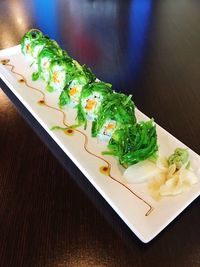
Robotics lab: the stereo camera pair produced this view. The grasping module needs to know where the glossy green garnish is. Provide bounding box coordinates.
[20,29,44,56]
[46,57,78,92]
[32,44,68,81]
[59,65,96,108]
[76,81,112,129]
[103,120,158,167]
[92,92,136,138]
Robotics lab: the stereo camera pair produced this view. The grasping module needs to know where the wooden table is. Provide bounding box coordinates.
[0,0,200,266]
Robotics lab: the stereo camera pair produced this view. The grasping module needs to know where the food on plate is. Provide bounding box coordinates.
[18,29,200,199]
[148,148,198,199]
[123,160,163,183]
[156,163,198,197]
[167,148,189,170]
[92,93,136,141]
[123,147,198,200]
[103,120,158,167]
[20,30,158,166]
[76,81,112,129]
[59,64,96,108]
[46,57,78,92]
[32,44,67,82]
[21,29,60,67]
[20,29,77,93]
[20,29,44,59]
[29,36,59,62]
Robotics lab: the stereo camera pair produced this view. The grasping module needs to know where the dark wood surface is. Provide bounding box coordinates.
[0,0,200,266]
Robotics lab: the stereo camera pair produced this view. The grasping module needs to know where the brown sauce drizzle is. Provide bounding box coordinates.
[0,59,10,65]
[65,128,74,136]
[3,59,153,216]
[38,100,45,105]
[18,78,25,83]
[100,166,110,176]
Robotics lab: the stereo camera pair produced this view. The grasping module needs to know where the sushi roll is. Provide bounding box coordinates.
[103,120,158,167]
[20,29,159,168]
[32,44,68,82]
[20,29,44,60]
[92,93,136,141]
[59,64,96,108]
[76,81,112,129]
[30,35,58,61]
[46,57,78,92]
[20,29,60,75]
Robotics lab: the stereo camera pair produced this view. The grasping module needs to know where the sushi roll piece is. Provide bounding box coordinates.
[92,93,136,141]
[76,81,112,129]
[20,29,44,60]
[59,64,96,108]
[47,57,79,93]
[29,35,59,63]
[32,44,68,82]
[20,29,60,74]
[103,120,158,167]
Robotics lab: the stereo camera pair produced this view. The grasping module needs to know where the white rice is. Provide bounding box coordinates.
[49,65,66,92]
[68,80,83,107]
[40,57,50,81]
[98,119,117,141]
[81,92,103,120]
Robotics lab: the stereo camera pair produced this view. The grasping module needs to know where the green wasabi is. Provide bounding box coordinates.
[168,148,189,169]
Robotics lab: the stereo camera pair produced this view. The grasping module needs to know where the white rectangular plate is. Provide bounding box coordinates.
[0,45,200,243]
